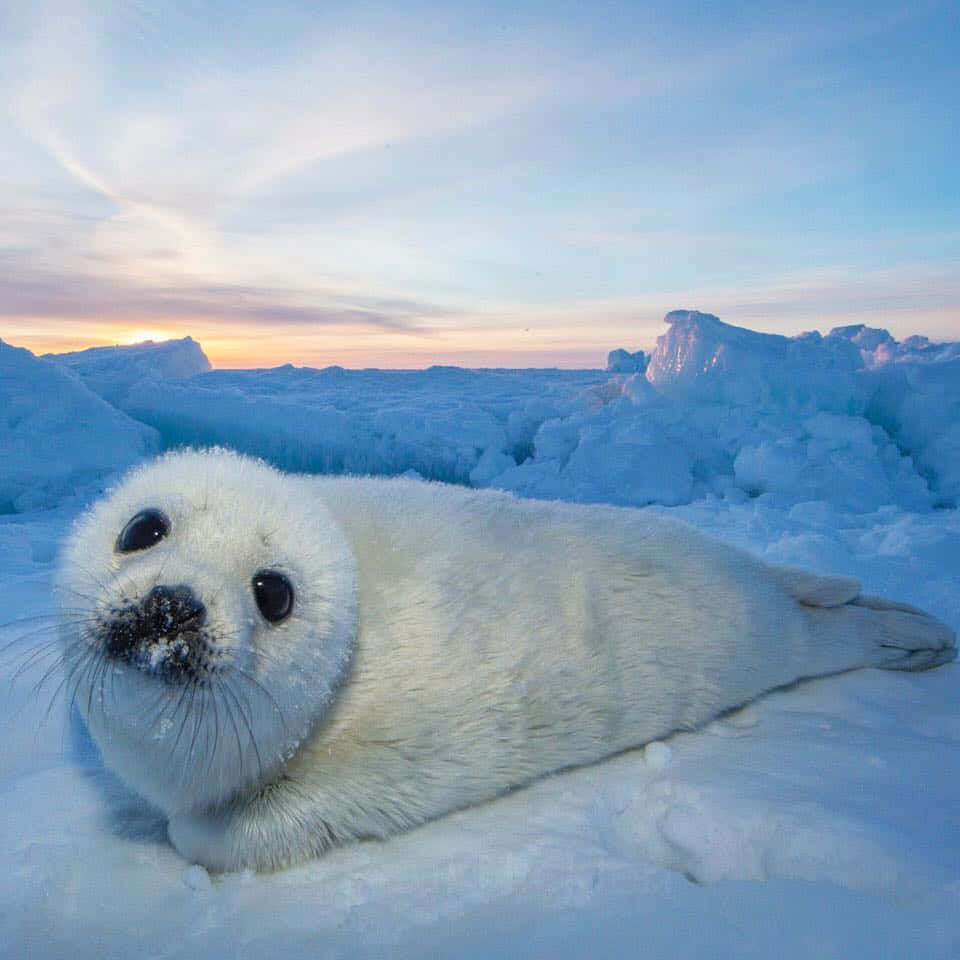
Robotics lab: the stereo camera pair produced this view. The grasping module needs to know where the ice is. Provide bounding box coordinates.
[864,358,960,507]
[606,347,647,373]
[0,339,159,513]
[45,336,211,406]
[829,323,897,355]
[732,412,929,512]
[2,311,959,958]
[119,365,600,483]
[33,310,955,513]
[643,740,672,768]
[828,323,960,367]
[643,310,864,412]
[181,864,212,891]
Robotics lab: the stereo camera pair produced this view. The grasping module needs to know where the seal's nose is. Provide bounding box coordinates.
[103,584,208,666]
[146,584,207,632]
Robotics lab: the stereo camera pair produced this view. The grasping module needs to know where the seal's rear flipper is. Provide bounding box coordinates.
[851,594,958,671]
[779,567,957,673]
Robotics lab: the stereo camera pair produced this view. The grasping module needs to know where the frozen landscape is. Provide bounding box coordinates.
[1,310,958,958]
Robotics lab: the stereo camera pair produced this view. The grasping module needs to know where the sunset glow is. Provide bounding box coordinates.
[117,329,178,346]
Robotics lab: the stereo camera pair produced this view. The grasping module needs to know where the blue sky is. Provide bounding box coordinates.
[1,0,957,367]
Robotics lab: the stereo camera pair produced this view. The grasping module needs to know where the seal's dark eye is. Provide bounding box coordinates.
[116,509,170,553]
[252,570,294,623]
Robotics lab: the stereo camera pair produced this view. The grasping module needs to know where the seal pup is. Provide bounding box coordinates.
[58,449,956,871]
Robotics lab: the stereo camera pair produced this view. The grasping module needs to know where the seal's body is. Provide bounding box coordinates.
[58,450,956,871]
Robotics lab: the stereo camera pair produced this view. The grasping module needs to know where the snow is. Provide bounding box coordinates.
[1,312,959,958]
[0,340,159,513]
[865,358,960,507]
[44,336,211,406]
[606,347,647,373]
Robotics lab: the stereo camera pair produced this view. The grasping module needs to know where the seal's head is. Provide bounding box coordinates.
[58,448,357,814]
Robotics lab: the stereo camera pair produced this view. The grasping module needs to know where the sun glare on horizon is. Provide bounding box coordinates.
[117,328,177,345]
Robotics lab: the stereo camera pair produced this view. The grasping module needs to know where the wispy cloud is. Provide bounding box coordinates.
[473,260,960,351]
[0,257,451,332]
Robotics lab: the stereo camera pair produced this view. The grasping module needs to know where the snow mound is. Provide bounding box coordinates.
[120,366,600,483]
[45,337,211,405]
[606,347,647,373]
[9,309,958,516]
[499,310,956,510]
[828,323,960,367]
[864,358,960,507]
[0,340,159,512]
[644,310,864,412]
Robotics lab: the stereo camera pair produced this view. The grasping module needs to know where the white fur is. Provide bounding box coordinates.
[58,449,956,871]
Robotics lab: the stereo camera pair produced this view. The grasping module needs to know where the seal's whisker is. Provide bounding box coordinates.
[42,643,92,728]
[60,557,119,601]
[138,670,176,729]
[229,666,290,734]
[87,644,111,723]
[219,674,264,783]
[1,616,91,657]
[63,649,90,717]
[163,673,196,761]
[185,679,205,775]
[171,683,192,768]
[0,612,60,631]
[10,640,68,685]
[208,680,224,779]
[217,680,248,782]
[166,678,192,770]
[27,649,71,701]
[56,647,97,731]
[58,584,107,606]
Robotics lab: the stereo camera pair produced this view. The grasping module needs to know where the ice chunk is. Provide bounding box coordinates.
[181,864,212,891]
[733,413,929,511]
[0,340,159,512]
[45,337,211,405]
[644,741,672,768]
[865,358,960,506]
[827,323,960,367]
[645,310,864,414]
[606,348,648,373]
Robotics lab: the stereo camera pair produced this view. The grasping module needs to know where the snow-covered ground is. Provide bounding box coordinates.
[1,312,958,958]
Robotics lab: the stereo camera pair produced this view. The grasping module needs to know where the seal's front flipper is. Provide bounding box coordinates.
[777,567,862,608]
[851,594,958,672]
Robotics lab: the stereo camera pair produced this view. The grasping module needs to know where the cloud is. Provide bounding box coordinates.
[0,262,451,333]
[5,257,955,370]
[702,263,960,339]
[448,258,960,348]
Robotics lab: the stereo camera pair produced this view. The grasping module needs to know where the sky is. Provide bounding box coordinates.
[1,0,957,369]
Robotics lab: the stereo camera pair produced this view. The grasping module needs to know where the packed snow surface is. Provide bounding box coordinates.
[1,311,958,958]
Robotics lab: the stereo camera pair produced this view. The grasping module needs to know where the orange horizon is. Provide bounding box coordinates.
[3,329,616,371]
[5,290,959,371]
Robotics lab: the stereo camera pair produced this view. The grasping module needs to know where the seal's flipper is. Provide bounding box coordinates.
[851,594,958,672]
[782,569,956,673]
[777,568,862,608]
